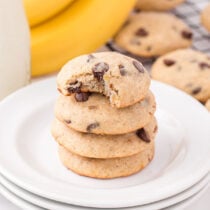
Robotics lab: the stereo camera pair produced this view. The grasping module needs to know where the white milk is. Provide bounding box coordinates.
[0,0,30,100]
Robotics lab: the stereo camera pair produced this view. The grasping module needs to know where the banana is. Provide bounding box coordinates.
[31,0,136,76]
[23,0,74,27]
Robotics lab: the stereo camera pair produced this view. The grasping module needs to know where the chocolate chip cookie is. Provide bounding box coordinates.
[135,0,185,11]
[51,117,157,158]
[54,91,156,135]
[151,49,210,102]
[57,52,150,108]
[58,143,154,179]
[115,12,192,57]
[201,3,210,32]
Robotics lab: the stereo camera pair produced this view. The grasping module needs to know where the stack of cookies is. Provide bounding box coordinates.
[51,52,157,179]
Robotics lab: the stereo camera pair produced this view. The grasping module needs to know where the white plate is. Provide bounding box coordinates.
[0,172,209,210]
[0,78,209,208]
[0,177,209,210]
[0,185,42,210]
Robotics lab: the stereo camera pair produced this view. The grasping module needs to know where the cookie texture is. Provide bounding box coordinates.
[151,49,210,102]
[58,143,154,179]
[57,52,150,108]
[115,12,192,57]
[205,99,210,111]
[51,117,157,158]
[135,0,185,11]
[54,91,156,135]
[201,3,210,31]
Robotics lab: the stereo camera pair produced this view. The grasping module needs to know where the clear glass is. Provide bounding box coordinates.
[0,0,30,100]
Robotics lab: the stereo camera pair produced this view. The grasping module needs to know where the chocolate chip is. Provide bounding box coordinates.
[135,28,148,37]
[192,87,202,95]
[87,54,95,62]
[119,64,127,76]
[181,30,193,39]
[65,120,71,124]
[75,92,91,102]
[163,59,176,66]
[136,128,150,143]
[67,81,82,93]
[132,60,144,73]
[199,62,210,69]
[86,122,100,132]
[92,62,109,81]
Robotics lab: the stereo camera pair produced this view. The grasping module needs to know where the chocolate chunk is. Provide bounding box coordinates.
[119,64,127,76]
[199,62,210,69]
[67,81,82,93]
[92,62,109,81]
[87,54,95,62]
[75,92,91,102]
[136,128,150,143]
[135,28,148,37]
[192,87,202,95]
[86,122,100,132]
[163,59,176,66]
[65,120,71,124]
[181,30,193,39]
[132,60,144,73]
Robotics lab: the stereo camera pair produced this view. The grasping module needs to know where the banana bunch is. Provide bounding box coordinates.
[23,0,136,76]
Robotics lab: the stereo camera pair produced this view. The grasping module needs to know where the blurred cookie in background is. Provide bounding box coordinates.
[115,12,192,58]
[135,0,186,11]
[201,3,210,32]
[151,49,210,103]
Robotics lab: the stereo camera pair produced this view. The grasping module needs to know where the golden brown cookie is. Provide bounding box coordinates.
[58,143,154,179]
[51,117,157,158]
[57,52,150,108]
[135,0,186,11]
[201,3,210,31]
[115,12,192,57]
[151,49,210,102]
[54,91,156,135]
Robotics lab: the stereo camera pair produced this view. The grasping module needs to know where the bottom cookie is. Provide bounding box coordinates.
[58,143,154,179]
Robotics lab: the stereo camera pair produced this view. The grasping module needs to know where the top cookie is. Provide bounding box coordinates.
[201,3,210,31]
[135,0,185,11]
[115,12,193,57]
[151,49,210,102]
[57,52,150,108]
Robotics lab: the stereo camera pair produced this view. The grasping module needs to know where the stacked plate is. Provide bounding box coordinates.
[0,77,209,210]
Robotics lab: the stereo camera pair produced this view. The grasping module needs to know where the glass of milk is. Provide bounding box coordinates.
[0,0,30,100]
